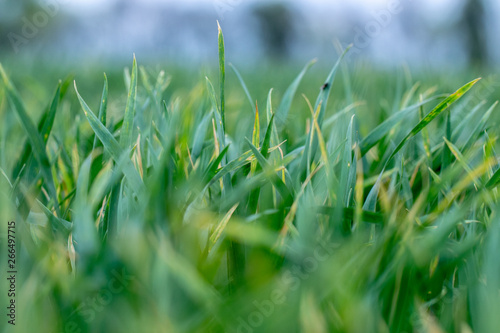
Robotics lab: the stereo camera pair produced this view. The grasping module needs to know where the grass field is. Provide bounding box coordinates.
[1,26,500,333]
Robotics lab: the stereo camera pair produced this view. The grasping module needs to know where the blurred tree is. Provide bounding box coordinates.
[252,2,294,60]
[462,0,488,67]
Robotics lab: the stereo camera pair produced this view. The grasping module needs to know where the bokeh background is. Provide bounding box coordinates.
[0,0,496,71]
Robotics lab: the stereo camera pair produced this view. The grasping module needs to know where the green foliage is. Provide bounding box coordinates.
[1,25,500,333]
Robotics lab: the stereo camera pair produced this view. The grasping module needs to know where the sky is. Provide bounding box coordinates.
[4,0,494,69]
[64,0,458,11]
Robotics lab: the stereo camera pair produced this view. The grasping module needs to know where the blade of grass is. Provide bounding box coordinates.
[192,111,212,162]
[275,59,316,128]
[209,203,239,252]
[72,155,99,270]
[93,73,109,150]
[359,95,447,156]
[217,21,226,132]
[443,137,480,188]
[387,78,480,164]
[245,138,293,206]
[74,82,144,195]
[461,101,498,152]
[261,113,275,160]
[0,63,61,216]
[299,46,351,177]
[13,82,61,179]
[229,63,254,112]
[120,55,138,149]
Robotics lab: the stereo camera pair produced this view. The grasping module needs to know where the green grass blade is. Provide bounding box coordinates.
[317,206,384,224]
[209,203,239,252]
[266,88,280,153]
[229,63,254,112]
[120,55,138,149]
[452,100,486,143]
[0,63,60,215]
[74,82,144,194]
[93,73,109,150]
[206,150,252,188]
[387,78,480,163]
[419,95,432,160]
[441,110,453,181]
[340,115,355,206]
[72,155,99,269]
[275,59,316,128]
[261,113,275,160]
[12,82,61,179]
[299,46,351,176]
[399,157,413,209]
[217,21,226,132]
[206,77,225,147]
[41,83,61,143]
[461,101,498,152]
[191,111,212,161]
[37,200,72,232]
[443,137,480,188]
[312,46,351,126]
[359,95,446,156]
[245,138,293,205]
[203,145,229,184]
[252,102,260,149]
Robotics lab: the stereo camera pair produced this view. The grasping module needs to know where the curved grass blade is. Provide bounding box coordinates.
[443,137,480,188]
[74,82,144,194]
[206,150,252,188]
[37,200,72,232]
[202,145,229,184]
[245,138,293,205]
[275,59,316,128]
[209,203,239,252]
[452,100,486,144]
[485,164,500,189]
[229,63,253,112]
[12,82,61,179]
[359,95,447,156]
[387,78,480,164]
[0,63,60,215]
[461,101,498,152]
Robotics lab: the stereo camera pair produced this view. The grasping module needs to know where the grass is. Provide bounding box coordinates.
[1,24,500,333]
